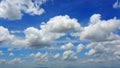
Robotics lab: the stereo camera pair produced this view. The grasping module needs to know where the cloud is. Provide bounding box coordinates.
[24,27,65,48]
[85,49,96,56]
[80,14,120,42]
[114,51,120,59]
[86,43,107,57]
[35,52,42,58]
[9,52,14,57]
[76,44,84,53]
[89,14,101,24]
[113,0,120,9]
[53,53,60,59]
[85,39,120,58]
[40,52,48,62]
[30,52,42,58]
[43,15,81,33]
[32,52,48,62]
[0,50,4,56]
[0,26,14,44]
[0,0,47,20]
[62,50,77,60]
[30,52,48,62]
[7,58,23,64]
[29,53,34,57]
[60,42,74,50]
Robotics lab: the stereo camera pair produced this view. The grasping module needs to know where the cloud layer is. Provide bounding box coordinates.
[0,14,120,64]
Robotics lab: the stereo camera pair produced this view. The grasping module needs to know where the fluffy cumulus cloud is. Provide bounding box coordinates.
[31,52,48,62]
[80,14,120,42]
[53,53,60,59]
[30,52,42,58]
[85,49,96,56]
[43,15,81,33]
[30,52,48,62]
[76,44,84,53]
[24,27,65,48]
[60,42,74,50]
[0,26,14,44]
[0,26,27,47]
[113,0,120,9]
[62,50,77,60]
[86,40,120,58]
[0,0,47,20]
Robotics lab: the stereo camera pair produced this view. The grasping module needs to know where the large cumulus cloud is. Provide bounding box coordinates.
[0,0,47,20]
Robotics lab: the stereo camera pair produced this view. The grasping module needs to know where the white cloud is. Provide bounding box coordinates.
[29,53,35,57]
[85,49,96,56]
[86,39,120,58]
[7,58,23,64]
[12,39,28,47]
[9,52,14,57]
[60,42,74,50]
[31,53,48,63]
[87,40,120,49]
[35,52,42,58]
[113,0,120,9]
[86,43,107,57]
[62,50,77,60]
[0,0,47,20]
[76,44,84,53]
[39,52,48,62]
[80,14,120,42]
[30,52,42,58]
[0,50,4,56]
[53,53,60,59]
[43,15,81,33]
[0,26,14,43]
[30,52,48,62]
[24,27,65,48]
[89,14,101,24]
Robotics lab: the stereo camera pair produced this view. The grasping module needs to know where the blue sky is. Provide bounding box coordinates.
[0,0,120,68]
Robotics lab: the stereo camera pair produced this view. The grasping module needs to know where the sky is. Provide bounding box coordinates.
[0,0,120,68]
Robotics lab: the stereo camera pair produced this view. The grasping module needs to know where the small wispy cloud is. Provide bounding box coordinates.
[113,0,120,9]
